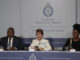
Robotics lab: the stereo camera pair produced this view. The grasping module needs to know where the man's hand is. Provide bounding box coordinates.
[10,47,15,51]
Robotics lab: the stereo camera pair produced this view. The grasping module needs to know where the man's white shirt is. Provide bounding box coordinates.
[7,37,13,48]
[29,39,52,51]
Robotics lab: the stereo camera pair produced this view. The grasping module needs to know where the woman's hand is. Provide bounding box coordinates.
[39,48,44,51]
[34,46,39,51]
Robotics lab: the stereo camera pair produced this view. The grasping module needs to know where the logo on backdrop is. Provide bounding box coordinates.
[43,3,54,17]
[29,54,37,60]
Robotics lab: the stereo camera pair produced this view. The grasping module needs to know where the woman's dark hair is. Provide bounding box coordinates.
[73,24,80,33]
[36,29,44,35]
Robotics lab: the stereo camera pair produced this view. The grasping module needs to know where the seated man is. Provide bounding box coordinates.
[0,27,24,50]
[29,29,52,51]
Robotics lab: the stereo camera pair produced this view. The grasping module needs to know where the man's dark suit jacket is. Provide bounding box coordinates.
[0,36,24,50]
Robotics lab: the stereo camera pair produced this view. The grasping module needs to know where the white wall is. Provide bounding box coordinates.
[0,0,21,37]
[0,0,77,38]
[77,0,80,24]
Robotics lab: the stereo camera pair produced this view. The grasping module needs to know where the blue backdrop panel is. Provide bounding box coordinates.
[0,51,80,60]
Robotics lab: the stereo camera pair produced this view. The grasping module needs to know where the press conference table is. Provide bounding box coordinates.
[0,51,80,60]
